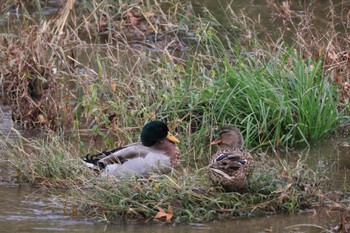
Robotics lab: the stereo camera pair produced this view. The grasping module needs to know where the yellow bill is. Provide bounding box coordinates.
[167,132,180,143]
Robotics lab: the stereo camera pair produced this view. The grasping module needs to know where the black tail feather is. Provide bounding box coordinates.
[83,147,125,165]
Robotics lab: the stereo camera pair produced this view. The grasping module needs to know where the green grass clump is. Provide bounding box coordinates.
[199,43,342,147]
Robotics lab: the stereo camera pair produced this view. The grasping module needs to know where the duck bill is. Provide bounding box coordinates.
[210,138,222,145]
[167,132,180,143]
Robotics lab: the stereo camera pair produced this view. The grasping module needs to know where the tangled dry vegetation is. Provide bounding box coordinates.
[268,0,350,106]
[0,0,80,129]
[0,0,196,132]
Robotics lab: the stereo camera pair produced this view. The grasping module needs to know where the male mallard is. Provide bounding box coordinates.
[84,121,180,178]
[208,126,254,192]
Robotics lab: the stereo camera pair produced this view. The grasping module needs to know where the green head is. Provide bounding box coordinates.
[141,121,180,147]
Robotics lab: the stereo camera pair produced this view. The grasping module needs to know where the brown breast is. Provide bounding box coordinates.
[152,139,180,167]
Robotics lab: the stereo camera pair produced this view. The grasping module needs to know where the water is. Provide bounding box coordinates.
[188,0,348,30]
[0,186,343,233]
[0,185,91,233]
[1,0,350,232]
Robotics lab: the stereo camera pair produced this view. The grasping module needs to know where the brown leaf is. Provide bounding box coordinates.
[154,206,173,222]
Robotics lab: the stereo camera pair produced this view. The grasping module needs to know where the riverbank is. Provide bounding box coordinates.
[0,0,350,225]
[1,133,348,223]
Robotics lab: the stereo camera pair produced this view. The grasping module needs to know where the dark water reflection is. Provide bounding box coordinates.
[1,0,348,37]
[279,140,350,190]
[188,0,349,26]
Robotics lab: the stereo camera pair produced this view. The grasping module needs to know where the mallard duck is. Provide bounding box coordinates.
[84,121,180,178]
[208,126,254,192]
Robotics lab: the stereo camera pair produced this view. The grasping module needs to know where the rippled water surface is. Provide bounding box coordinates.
[0,184,345,233]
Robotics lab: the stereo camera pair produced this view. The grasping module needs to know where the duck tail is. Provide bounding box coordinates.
[83,147,125,168]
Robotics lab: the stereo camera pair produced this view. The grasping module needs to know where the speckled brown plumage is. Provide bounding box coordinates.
[208,126,254,192]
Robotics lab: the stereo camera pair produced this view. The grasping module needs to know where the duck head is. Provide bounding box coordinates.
[141,121,180,147]
[210,126,243,148]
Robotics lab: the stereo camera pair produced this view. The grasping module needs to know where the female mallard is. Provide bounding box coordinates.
[84,121,180,178]
[208,126,254,192]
